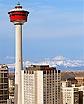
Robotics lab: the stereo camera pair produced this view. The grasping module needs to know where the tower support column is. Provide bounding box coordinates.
[15,24,23,104]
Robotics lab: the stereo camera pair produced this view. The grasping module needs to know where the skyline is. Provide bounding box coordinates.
[0,0,84,63]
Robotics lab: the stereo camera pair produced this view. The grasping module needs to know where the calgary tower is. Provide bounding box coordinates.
[8,3,29,104]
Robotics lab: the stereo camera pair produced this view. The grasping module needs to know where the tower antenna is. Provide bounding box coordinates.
[17,1,20,5]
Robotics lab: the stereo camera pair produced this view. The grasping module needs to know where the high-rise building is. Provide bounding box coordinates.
[22,65,61,104]
[0,64,9,104]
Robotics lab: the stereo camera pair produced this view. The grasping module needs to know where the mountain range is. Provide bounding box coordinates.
[24,56,84,71]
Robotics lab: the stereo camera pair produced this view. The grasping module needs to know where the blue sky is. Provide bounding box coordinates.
[0,0,84,63]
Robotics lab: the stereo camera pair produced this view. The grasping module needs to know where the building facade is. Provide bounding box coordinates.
[8,73,15,103]
[79,86,84,104]
[62,81,83,104]
[62,87,79,104]
[0,64,9,104]
[22,65,61,104]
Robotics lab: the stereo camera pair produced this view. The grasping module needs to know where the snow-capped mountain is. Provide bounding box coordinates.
[24,56,84,70]
[39,56,84,67]
[8,56,84,71]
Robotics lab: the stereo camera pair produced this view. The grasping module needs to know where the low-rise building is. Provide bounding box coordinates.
[75,77,84,86]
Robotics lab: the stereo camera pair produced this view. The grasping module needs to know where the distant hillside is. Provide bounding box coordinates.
[61,71,84,80]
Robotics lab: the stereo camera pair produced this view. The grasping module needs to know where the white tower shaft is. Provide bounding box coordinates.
[8,4,29,104]
[15,24,23,104]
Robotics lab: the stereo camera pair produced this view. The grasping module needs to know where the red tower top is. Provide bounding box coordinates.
[8,3,29,24]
